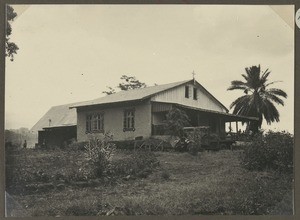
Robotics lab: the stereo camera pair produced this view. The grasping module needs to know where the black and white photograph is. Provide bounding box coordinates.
[4,3,295,216]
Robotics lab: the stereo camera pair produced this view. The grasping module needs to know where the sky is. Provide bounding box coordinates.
[5,5,294,133]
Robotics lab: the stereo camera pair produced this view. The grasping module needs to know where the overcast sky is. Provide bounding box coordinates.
[5,5,294,133]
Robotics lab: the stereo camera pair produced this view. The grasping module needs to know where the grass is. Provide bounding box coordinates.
[6,149,293,216]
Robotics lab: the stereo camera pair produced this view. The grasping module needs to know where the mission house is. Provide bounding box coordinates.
[31,79,257,146]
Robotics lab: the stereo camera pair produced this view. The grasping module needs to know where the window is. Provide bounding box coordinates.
[86,113,104,133]
[185,86,189,98]
[193,87,197,100]
[123,109,135,131]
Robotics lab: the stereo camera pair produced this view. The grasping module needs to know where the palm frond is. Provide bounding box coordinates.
[267,88,287,98]
[230,95,258,117]
[260,69,270,84]
[230,80,247,86]
[264,93,285,106]
[229,95,250,109]
[241,74,249,82]
[227,86,248,91]
[265,80,282,88]
[261,99,280,124]
[227,80,249,91]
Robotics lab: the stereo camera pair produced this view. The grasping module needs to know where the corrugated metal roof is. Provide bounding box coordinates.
[70,80,191,108]
[30,102,81,132]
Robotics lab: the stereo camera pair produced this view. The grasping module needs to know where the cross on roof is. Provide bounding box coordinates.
[192,70,196,80]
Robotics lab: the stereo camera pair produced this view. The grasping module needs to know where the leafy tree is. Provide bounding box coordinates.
[102,86,116,95]
[6,5,19,61]
[165,108,190,137]
[118,75,146,91]
[228,65,287,132]
[102,75,147,95]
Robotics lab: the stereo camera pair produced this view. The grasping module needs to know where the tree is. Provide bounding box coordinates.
[6,5,19,61]
[228,65,287,132]
[165,108,190,137]
[118,75,146,91]
[102,75,147,95]
[102,87,116,95]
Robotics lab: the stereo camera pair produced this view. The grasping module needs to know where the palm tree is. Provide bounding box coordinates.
[228,65,287,132]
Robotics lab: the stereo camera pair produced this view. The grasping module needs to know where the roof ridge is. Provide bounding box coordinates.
[101,79,191,94]
[71,79,192,108]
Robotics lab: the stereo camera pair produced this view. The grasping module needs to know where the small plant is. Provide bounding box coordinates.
[67,141,89,151]
[84,132,116,177]
[111,149,159,178]
[161,170,171,180]
[188,142,199,156]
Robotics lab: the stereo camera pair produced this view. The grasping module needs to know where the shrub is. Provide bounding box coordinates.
[67,141,89,151]
[112,140,135,150]
[164,108,190,138]
[241,131,293,173]
[187,142,199,156]
[135,138,172,151]
[84,133,116,177]
[161,170,171,180]
[111,149,159,178]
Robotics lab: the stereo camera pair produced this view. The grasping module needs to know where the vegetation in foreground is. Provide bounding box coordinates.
[6,131,293,216]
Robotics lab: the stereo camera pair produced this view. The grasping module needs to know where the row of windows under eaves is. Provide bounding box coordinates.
[85,109,135,133]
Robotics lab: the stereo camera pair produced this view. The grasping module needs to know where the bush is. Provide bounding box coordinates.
[241,131,293,173]
[112,140,135,150]
[187,142,199,156]
[134,138,173,151]
[165,108,190,138]
[161,170,171,180]
[67,141,89,151]
[5,143,21,189]
[5,147,96,194]
[84,133,116,177]
[111,149,159,178]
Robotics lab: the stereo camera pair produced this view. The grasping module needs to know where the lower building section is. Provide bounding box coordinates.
[38,125,77,147]
[76,101,152,142]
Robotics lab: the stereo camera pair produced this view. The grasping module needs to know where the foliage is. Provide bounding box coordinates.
[110,149,159,178]
[6,5,19,61]
[118,75,147,90]
[102,75,147,95]
[102,86,116,95]
[241,131,293,173]
[5,143,19,190]
[84,133,116,177]
[67,141,89,151]
[5,128,36,147]
[187,142,199,156]
[228,65,287,132]
[160,170,171,180]
[113,140,135,150]
[164,108,190,138]
[8,151,292,216]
